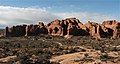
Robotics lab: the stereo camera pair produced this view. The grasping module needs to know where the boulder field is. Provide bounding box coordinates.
[5,18,120,39]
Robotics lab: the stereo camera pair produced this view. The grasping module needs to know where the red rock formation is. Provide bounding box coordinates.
[84,21,118,39]
[6,22,48,37]
[25,25,28,36]
[5,27,9,37]
[25,22,48,36]
[5,25,27,37]
[84,21,102,39]
[46,18,89,36]
[5,18,120,39]
[46,19,63,36]
[102,20,120,38]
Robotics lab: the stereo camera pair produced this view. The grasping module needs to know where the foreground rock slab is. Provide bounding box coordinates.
[0,56,17,63]
[50,51,120,64]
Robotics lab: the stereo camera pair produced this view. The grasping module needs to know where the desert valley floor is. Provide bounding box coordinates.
[0,35,120,64]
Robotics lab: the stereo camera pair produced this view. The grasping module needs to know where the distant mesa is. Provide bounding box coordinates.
[5,18,120,39]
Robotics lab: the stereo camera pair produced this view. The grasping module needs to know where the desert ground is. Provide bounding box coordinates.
[0,34,120,64]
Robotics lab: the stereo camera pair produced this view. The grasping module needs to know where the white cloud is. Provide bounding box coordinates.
[54,12,118,24]
[0,6,59,27]
[0,6,119,28]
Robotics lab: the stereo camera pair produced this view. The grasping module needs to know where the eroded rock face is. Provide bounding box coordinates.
[5,18,120,39]
[84,21,102,39]
[25,22,48,36]
[46,18,89,36]
[102,20,120,38]
[46,19,63,36]
[6,22,48,37]
[6,25,27,37]
[84,21,119,39]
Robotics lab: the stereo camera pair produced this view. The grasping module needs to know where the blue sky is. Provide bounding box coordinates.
[0,0,119,28]
[0,0,119,13]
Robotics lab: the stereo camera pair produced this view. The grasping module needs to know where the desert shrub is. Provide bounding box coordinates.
[34,50,43,55]
[91,43,100,50]
[100,53,114,61]
[17,54,54,64]
[6,58,18,64]
[118,26,120,31]
[36,58,51,64]
[46,36,53,39]
[44,50,52,54]
[2,41,12,47]
[4,47,10,51]
[12,50,18,55]
[118,58,120,61]
[109,47,118,51]
[18,55,30,64]
[13,43,21,48]
[84,53,89,57]
[31,50,52,55]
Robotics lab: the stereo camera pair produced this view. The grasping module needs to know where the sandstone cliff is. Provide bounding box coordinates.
[5,18,120,39]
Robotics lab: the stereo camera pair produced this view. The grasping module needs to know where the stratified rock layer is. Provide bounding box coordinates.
[5,18,120,39]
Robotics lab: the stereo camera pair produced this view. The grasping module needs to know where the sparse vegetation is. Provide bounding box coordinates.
[0,35,120,64]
